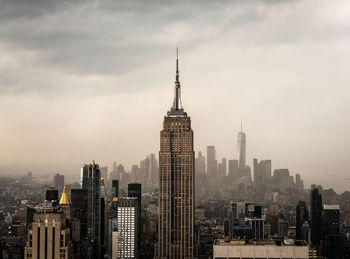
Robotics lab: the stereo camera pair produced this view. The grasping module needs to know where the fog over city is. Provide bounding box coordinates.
[0,0,350,191]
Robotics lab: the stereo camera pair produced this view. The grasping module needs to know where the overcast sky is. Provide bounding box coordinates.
[0,0,349,190]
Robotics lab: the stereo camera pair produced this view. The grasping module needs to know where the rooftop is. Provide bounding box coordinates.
[214,239,308,247]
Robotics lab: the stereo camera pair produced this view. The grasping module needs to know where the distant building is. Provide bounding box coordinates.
[24,208,72,259]
[273,169,294,189]
[53,173,64,188]
[111,180,119,199]
[27,172,32,182]
[296,201,309,242]
[253,159,271,186]
[213,239,308,259]
[207,145,218,177]
[310,187,323,248]
[237,122,246,171]
[228,159,238,179]
[46,187,58,204]
[218,158,227,177]
[295,173,304,191]
[195,151,206,175]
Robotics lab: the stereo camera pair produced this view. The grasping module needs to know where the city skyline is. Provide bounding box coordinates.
[0,0,350,192]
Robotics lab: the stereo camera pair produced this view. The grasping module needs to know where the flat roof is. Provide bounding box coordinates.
[214,239,308,247]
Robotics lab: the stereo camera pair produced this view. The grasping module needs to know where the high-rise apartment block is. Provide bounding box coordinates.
[156,51,195,258]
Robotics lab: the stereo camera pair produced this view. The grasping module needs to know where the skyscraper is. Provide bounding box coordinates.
[53,173,64,188]
[237,122,246,170]
[128,183,142,259]
[81,163,102,259]
[117,197,139,259]
[111,180,119,199]
[207,145,217,177]
[310,187,323,248]
[195,151,206,175]
[156,50,195,258]
[296,201,309,241]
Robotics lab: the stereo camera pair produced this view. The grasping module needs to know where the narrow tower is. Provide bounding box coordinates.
[156,49,195,259]
[237,121,246,170]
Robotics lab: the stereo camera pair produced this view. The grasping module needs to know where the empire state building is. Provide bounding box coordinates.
[156,50,195,259]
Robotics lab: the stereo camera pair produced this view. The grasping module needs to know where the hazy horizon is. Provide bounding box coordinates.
[0,0,349,192]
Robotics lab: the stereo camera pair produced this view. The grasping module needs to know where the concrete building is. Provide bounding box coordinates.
[24,208,72,259]
[213,239,309,259]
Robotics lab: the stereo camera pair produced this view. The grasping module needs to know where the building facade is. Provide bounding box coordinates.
[24,208,72,259]
[156,51,195,259]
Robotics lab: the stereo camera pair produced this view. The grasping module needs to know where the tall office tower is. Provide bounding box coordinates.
[207,145,217,177]
[295,173,304,191]
[71,189,88,243]
[195,151,206,175]
[148,153,158,189]
[111,180,119,198]
[46,187,58,204]
[81,163,102,259]
[24,208,72,259]
[228,159,238,179]
[53,173,64,188]
[110,162,117,180]
[253,159,272,186]
[117,197,139,259]
[218,158,227,177]
[100,177,107,254]
[323,205,340,236]
[323,205,342,259]
[108,198,118,259]
[237,122,246,170]
[296,201,309,241]
[156,51,195,259]
[310,187,323,248]
[128,183,142,258]
[117,164,126,181]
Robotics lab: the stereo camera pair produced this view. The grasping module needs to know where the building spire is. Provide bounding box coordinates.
[241,120,243,132]
[59,186,70,205]
[169,47,185,116]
